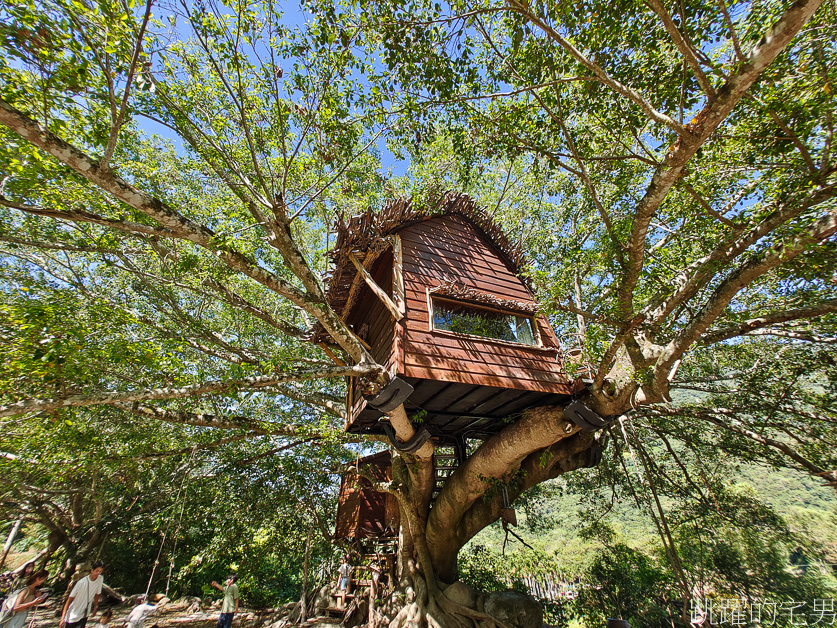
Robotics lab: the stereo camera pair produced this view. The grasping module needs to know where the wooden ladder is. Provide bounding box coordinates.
[431,450,461,504]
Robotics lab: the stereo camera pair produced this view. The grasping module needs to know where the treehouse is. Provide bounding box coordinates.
[316,192,584,449]
[335,451,400,540]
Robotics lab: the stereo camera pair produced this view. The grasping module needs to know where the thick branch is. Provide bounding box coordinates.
[700,299,837,344]
[742,328,837,343]
[618,0,824,318]
[655,208,837,387]
[0,98,376,366]
[427,404,579,552]
[459,431,596,545]
[646,182,835,326]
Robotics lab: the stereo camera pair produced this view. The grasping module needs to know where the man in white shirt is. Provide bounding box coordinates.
[60,561,105,628]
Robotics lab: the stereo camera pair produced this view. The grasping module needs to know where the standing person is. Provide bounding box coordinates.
[58,563,90,619]
[125,595,157,628]
[59,561,105,628]
[0,569,49,628]
[210,575,238,628]
[336,556,352,610]
[10,564,34,592]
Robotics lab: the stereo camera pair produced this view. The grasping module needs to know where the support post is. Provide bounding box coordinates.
[349,254,403,321]
[391,235,405,316]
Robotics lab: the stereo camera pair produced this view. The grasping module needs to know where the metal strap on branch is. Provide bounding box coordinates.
[564,400,618,432]
[363,377,414,413]
[379,421,431,454]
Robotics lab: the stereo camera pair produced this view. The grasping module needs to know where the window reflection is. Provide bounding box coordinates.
[432,299,537,345]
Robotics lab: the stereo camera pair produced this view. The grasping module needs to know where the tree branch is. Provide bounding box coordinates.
[100,0,154,172]
[0,98,377,367]
[505,0,687,135]
[618,0,824,319]
[0,365,372,418]
[130,431,263,459]
[768,109,819,175]
[644,0,716,97]
[0,197,176,237]
[427,404,580,551]
[122,403,367,441]
[645,405,832,478]
[655,208,837,387]
[645,182,835,326]
[717,0,744,61]
[700,299,837,344]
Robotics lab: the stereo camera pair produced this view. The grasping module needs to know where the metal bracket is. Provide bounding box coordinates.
[363,376,414,412]
[379,421,432,454]
[564,400,618,432]
[585,446,603,468]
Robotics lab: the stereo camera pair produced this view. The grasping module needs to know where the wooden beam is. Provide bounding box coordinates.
[318,343,347,366]
[391,235,405,316]
[350,253,403,321]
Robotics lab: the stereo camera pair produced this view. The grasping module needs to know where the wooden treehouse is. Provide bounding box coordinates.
[317,192,591,453]
[329,451,398,621]
[335,451,400,543]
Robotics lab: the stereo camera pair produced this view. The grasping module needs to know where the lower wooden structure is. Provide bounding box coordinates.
[335,451,400,541]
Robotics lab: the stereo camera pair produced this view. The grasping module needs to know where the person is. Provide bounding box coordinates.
[10,565,34,592]
[125,595,157,628]
[210,575,238,628]
[60,561,105,628]
[58,563,91,619]
[95,609,113,628]
[0,569,49,628]
[336,556,352,610]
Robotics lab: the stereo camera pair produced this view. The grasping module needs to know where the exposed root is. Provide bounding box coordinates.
[385,571,509,628]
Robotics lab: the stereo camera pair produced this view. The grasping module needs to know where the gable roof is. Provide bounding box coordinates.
[324,192,530,319]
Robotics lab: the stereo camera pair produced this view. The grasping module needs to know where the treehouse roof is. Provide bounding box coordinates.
[323,192,530,319]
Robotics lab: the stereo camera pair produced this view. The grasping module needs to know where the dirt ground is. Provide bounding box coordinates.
[26,598,284,628]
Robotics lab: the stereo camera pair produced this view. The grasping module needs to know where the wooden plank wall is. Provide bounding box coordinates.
[335,452,400,539]
[398,216,571,394]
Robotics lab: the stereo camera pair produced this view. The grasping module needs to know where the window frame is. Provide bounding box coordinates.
[428,295,543,348]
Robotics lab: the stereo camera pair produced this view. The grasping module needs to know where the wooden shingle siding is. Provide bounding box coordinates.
[396,216,572,395]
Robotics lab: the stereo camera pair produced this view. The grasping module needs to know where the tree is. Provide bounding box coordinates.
[0,0,835,625]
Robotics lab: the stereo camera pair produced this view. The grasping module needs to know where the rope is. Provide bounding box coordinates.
[144,447,198,599]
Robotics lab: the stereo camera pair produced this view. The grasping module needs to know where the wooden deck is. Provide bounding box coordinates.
[347,377,574,441]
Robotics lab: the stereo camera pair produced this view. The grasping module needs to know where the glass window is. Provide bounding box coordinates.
[432,299,537,345]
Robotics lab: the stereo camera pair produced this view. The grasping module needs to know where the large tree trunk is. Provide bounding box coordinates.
[423,406,597,582]
[380,404,602,627]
